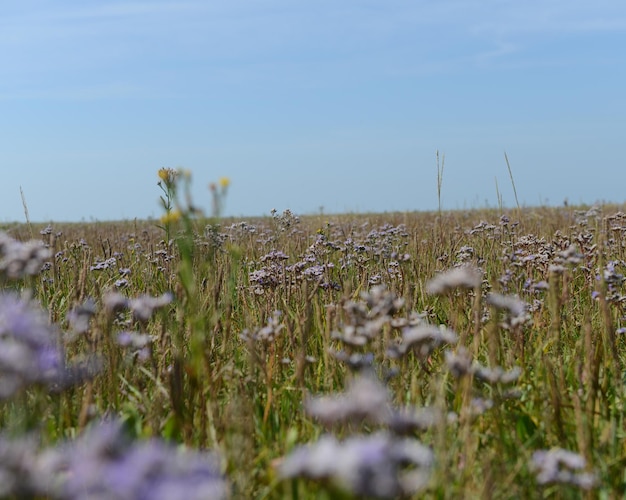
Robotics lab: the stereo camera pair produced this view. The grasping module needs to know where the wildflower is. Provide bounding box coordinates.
[0,435,41,497]
[328,349,375,371]
[0,232,51,279]
[0,293,96,398]
[305,374,392,427]
[531,448,596,489]
[37,419,229,500]
[240,311,284,343]
[446,347,522,385]
[332,317,388,347]
[114,278,129,288]
[66,298,97,336]
[219,177,230,189]
[90,257,116,272]
[157,167,178,187]
[278,432,433,498]
[556,244,583,265]
[260,250,289,262]
[361,285,405,318]
[486,293,531,327]
[387,406,443,435]
[473,364,522,385]
[470,397,494,416]
[130,293,173,322]
[102,291,130,315]
[117,331,152,362]
[159,209,182,225]
[445,347,473,378]
[387,324,458,359]
[426,266,482,295]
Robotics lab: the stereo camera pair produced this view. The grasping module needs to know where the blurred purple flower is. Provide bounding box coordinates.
[66,298,97,336]
[240,310,284,343]
[278,432,432,498]
[486,293,531,328]
[531,448,596,489]
[260,250,289,262]
[0,232,51,279]
[117,331,152,362]
[0,293,63,398]
[0,434,41,497]
[103,291,130,314]
[130,293,173,322]
[387,324,458,360]
[90,257,117,271]
[37,420,229,500]
[426,266,482,295]
[305,374,392,427]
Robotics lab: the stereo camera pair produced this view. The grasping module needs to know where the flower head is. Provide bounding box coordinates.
[157,168,178,187]
[0,232,51,280]
[278,432,432,498]
[159,209,182,225]
[37,419,229,500]
[305,374,392,427]
[0,293,96,398]
[426,266,482,295]
[531,448,596,489]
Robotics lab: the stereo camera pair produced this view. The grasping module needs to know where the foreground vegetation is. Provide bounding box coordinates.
[2,196,626,498]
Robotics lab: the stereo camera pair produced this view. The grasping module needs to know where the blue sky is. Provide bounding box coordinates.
[2,1,626,222]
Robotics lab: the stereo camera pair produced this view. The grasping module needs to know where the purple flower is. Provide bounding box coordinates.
[0,232,51,279]
[531,448,596,489]
[130,293,173,322]
[103,291,130,314]
[240,310,284,343]
[90,257,117,271]
[0,293,64,398]
[305,374,392,427]
[66,298,97,336]
[426,266,482,295]
[278,432,432,498]
[38,420,229,500]
[0,293,100,398]
[387,324,458,360]
[0,434,41,497]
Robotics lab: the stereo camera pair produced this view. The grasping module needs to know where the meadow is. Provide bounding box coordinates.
[1,174,626,498]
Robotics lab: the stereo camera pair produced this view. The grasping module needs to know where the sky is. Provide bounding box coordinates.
[1,1,626,222]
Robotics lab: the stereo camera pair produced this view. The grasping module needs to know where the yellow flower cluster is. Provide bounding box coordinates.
[158,168,178,186]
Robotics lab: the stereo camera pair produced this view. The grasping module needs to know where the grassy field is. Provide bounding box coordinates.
[1,194,626,498]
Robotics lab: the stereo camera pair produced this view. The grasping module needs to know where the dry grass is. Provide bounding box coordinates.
[2,201,626,498]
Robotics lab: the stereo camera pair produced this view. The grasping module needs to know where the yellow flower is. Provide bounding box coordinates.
[160,209,182,225]
[158,168,178,186]
[158,168,170,181]
[219,177,230,189]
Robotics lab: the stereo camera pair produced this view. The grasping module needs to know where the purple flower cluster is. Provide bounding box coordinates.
[0,420,229,499]
[41,420,228,500]
[102,291,173,323]
[531,448,596,489]
[280,373,438,497]
[0,293,65,399]
[279,432,432,499]
[426,266,482,295]
[387,324,458,360]
[240,310,284,343]
[0,293,101,399]
[0,232,51,279]
[332,285,404,347]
